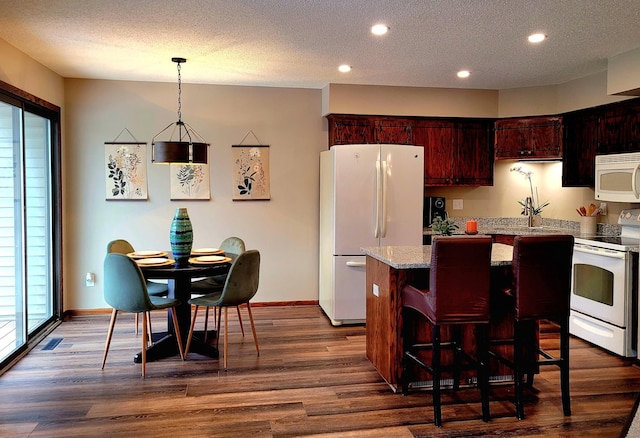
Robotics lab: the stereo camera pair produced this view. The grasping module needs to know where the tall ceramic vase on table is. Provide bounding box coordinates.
[170,207,193,267]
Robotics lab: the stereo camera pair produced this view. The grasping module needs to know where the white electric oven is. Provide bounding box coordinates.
[569,210,640,358]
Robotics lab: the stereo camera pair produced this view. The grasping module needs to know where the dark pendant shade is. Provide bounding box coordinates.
[152,141,208,164]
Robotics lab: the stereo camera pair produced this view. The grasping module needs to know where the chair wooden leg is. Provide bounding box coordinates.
[237,305,245,336]
[134,312,139,335]
[185,305,200,357]
[452,325,462,391]
[216,307,222,350]
[141,311,147,378]
[246,302,259,355]
[147,312,153,346]
[432,324,442,427]
[101,309,118,369]
[170,307,185,361]
[223,307,229,369]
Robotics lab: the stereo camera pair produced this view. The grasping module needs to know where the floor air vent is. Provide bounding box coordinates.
[41,338,63,351]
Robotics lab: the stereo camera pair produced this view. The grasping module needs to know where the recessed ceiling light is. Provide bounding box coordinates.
[528,33,546,43]
[457,70,471,78]
[371,24,389,36]
[338,64,352,73]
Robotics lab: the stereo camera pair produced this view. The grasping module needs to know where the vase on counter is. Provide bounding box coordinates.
[170,207,193,267]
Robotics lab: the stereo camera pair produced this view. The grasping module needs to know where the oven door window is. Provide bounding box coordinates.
[573,263,614,306]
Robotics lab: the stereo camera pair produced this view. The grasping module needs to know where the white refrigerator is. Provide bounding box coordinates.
[319,144,424,325]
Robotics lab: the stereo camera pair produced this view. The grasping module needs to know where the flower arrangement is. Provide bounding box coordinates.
[510,166,550,215]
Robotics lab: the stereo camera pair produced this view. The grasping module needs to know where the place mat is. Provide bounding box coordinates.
[135,257,174,267]
[189,256,232,265]
[191,247,224,256]
[127,250,168,259]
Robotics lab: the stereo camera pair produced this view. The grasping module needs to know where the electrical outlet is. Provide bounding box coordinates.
[373,283,379,297]
[453,199,463,210]
[85,272,95,287]
[599,202,607,216]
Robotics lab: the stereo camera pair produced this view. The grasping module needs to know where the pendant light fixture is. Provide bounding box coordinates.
[152,57,209,164]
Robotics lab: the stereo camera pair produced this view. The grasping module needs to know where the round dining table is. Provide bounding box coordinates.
[137,260,231,363]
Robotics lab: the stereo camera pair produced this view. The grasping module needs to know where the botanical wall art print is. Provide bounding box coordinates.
[170,163,210,200]
[104,143,148,200]
[232,145,271,201]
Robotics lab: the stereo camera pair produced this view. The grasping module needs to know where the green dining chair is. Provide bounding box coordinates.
[101,253,185,378]
[107,239,169,339]
[185,249,260,369]
[191,236,246,337]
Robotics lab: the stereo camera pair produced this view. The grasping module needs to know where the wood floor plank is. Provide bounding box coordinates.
[0,305,638,437]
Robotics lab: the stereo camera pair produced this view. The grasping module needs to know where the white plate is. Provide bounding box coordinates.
[128,250,167,258]
[191,247,224,255]
[136,257,171,266]
[189,256,232,265]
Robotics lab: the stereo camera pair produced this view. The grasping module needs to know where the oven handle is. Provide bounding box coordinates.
[574,245,627,259]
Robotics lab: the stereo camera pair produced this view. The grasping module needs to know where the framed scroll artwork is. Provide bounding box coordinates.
[170,163,210,200]
[104,142,148,200]
[232,145,271,201]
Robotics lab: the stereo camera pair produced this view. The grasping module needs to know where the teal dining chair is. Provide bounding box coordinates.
[191,236,246,337]
[185,249,260,369]
[107,239,169,339]
[101,253,185,377]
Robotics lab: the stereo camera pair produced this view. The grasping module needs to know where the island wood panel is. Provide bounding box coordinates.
[365,256,537,392]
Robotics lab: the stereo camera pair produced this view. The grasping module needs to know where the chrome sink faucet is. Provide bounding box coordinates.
[525,196,534,227]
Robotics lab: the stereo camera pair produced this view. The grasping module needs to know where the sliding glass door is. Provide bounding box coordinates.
[0,85,61,369]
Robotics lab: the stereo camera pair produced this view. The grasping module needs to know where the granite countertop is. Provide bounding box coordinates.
[422,216,621,239]
[361,242,513,269]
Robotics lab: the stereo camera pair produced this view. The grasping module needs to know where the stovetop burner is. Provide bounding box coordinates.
[574,208,640,252]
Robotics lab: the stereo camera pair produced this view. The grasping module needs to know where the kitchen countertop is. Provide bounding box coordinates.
[361,243,513,269]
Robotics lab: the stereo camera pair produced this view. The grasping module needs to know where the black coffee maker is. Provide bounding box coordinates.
[424,197,447,227]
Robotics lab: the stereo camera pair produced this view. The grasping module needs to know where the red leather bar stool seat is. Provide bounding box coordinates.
[488,234,574,420]
[401,236,493,427]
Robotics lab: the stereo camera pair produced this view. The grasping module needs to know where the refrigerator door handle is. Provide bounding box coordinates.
[381,160,388,237]
[375,159,382,238]
[346,261,366,267]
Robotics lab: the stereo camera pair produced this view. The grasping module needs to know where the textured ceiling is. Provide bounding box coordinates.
[1,0,640,90]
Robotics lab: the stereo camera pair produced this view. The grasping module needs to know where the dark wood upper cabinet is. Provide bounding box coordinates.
[562,108,600,187]
[454,121,494,186]
[374,118,413,144]
[326,114,494,187]
[495,116,563,160]
[327,114,375,145]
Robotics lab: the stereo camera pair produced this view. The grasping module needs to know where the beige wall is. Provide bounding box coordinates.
[322,83,499,117]
[62,79,325,310]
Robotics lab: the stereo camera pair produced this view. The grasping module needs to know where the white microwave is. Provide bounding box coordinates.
[595,152,640,203]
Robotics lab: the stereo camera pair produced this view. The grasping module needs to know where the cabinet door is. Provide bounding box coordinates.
[562,110,599,187]
[327,115,375,146]
[414,120,455,185]
[375,118,413,144]
[495,119,528,158]
[528,117,563,158]
[495,116,563,160]
[453,121,494,186]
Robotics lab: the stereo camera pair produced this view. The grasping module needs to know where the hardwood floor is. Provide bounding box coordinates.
[0,305,639,437]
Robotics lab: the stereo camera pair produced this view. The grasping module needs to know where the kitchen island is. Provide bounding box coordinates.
[362,243,535,392]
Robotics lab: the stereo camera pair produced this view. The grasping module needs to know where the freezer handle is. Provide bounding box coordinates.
[346,261,366,268]
[374,159,382,238]
[381,160,388,237]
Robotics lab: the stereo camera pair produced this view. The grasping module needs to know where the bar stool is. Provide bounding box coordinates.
[401,236,493,427]
[488,234,574,420]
